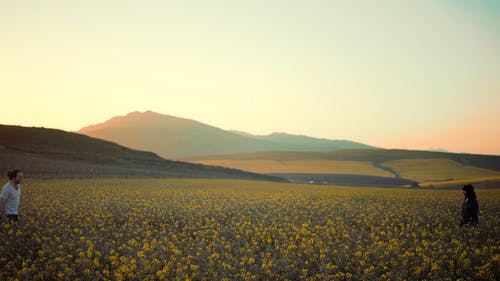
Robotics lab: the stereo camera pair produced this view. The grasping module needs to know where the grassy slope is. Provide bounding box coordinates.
[185,149,500,172]
[0,125,284,181]
[187,150,500,186]
[190,159,393,177]
[383,159,500,183]
[419,176,500,189]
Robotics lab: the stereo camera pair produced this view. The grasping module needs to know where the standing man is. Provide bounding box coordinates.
[0,169,23,222]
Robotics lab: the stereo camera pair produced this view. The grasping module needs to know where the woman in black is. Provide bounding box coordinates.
[460,184,479,227]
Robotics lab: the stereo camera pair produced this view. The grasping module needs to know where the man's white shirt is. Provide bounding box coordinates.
[0,182,21,215]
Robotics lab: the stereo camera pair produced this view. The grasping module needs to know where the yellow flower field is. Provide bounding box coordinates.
[1,179,498,280]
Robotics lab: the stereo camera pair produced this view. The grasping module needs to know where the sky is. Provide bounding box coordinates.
[1,0,500,155]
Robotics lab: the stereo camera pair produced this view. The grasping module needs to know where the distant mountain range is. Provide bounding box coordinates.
[0,125,283,181]
[2,117,499,187]
[78,111,377,159]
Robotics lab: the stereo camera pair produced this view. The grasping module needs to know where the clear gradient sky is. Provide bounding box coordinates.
[1,1,500,155]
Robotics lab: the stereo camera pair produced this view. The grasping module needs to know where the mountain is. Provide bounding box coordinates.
[0,124,284,181]
[251,132,374,151]
[78,111,376,159]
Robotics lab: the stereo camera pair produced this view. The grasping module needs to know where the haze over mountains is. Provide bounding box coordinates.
[78,111,376,159]
[2,110,499,188]
[0,124,283,181]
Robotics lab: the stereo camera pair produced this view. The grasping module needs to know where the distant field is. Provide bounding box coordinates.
[419,176,500,189]
[382,159,500,183]
[270,173,415,187]
[188,159,393,177]
[189,157,500,187]
[2,178,498,280]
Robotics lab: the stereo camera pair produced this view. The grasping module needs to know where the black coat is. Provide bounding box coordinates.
[460,198,479,227]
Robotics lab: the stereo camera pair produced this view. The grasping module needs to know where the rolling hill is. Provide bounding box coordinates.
[78,111,376,159]
[0,125,284,181]
[185,150,500,187]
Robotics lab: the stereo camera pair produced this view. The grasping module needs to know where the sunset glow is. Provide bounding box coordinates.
[1,0,499,155]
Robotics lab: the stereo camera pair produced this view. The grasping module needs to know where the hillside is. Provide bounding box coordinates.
[0,125,284,181]
[186,150,500,187]
[234,131,376,151]
[78,111,376,159]
[185,150,500,170]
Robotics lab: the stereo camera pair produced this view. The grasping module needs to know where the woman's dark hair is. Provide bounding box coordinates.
[7,169,22,180]
[462,184,477,200]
